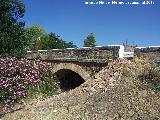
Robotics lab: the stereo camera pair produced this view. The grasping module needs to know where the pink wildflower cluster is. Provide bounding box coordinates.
[0,57,50,107]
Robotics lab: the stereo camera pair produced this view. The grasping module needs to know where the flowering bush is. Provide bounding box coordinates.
[0,57,52,108]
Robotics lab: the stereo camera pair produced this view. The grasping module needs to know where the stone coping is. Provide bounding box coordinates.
[27,46,120,53]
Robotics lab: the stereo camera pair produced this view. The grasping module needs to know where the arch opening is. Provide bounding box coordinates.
[54,69,85,91]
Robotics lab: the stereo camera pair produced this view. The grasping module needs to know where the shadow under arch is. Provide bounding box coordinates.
[54,69,85,91]
[51,63,91,91]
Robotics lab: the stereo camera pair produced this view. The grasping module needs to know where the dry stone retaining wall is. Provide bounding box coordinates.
[135,47,160,64]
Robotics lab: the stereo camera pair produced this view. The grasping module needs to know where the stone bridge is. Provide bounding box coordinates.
[26,46,121,90]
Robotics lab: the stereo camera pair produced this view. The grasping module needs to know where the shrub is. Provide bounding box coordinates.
[132,58,160,92]
[0,57,56,109]
[138,64,160,92]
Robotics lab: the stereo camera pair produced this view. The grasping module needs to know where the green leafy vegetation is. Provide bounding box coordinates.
[83,32,96,47]
[24,24,46,50]
[0,0,77,110]
[0,0,77,58]
[0,0,28,57]
[36,32,77,50]
[24,26,77,50]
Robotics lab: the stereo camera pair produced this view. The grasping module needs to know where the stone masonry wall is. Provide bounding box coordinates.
[26,46,120,63]
[51,61,108,79]
[135,47,160,64]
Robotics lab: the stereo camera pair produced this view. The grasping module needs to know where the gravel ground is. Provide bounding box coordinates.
[1,59,160,120]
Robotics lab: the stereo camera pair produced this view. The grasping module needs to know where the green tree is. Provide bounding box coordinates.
[36,32,77,50]
[36,33,62,50]
[24,24,46,50]
[36,34,49,50]
[64,41,77,48]
[83,33,96,47]
[0,0,27,57]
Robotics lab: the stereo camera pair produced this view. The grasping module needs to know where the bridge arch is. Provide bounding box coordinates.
[51,63,91,90]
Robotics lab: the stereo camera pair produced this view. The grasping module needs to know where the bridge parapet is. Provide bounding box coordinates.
[26,46,120,63]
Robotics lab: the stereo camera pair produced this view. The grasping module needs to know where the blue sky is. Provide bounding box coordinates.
[23,0,160,47]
